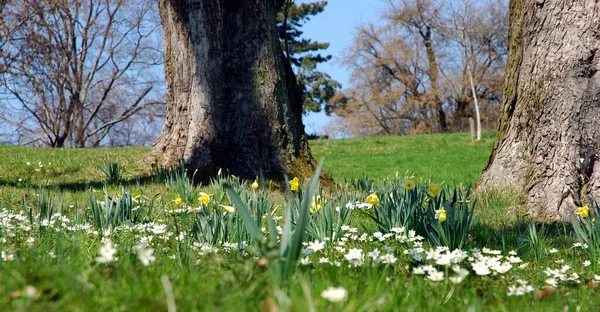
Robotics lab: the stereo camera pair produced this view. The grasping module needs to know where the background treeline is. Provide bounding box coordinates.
[0,0,507,146]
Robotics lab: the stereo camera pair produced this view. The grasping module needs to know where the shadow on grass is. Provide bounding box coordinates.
[469,219,576,254]
[0,174,160,192]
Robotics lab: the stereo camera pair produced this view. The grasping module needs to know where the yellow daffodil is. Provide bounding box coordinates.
[252,180,259,190]
[435,208,447,222]
[575,205,590,218]
[220,205,236,213]
[174,197,183,206]
[199,192,211,206]
[289,177,300,192]
[366,193,379,206]
[405,180,415,190]
[311,195,325,213]
[428,185,440,197]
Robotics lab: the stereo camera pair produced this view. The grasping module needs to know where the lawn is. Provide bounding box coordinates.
[310,132,495,184]
[0,133,599,311]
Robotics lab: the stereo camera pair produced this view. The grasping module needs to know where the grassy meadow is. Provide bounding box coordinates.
[1,133,600,311]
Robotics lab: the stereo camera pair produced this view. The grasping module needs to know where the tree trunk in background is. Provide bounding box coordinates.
[152,0,319,181]
[422,26,448,132]
[479,0,600,219]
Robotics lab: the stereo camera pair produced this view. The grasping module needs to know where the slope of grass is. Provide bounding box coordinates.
[310,132,495,184]
[1,133,598,311]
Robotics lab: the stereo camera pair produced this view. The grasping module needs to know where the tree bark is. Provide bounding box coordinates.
[479,0,600,219]
[422,26,448,132]
[152,0,319,181]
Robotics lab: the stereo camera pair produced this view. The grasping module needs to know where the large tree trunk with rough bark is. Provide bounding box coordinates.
[152,0,319,181]
[479,0,600,219]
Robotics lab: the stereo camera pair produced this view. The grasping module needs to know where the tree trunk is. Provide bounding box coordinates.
[479,0,600,219]
[422,26,448,132]
[151,0,319,182]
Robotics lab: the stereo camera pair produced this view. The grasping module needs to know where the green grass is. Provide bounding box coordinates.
[0,133,599,311]
[311,132,495,184]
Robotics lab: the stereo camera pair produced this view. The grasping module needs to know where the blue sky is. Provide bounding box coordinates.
[299,0,382,135]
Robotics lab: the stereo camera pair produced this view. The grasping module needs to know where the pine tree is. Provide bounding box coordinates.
[277,1,341,114]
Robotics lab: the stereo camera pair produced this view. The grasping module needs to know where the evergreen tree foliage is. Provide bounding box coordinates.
[277,1,341,114]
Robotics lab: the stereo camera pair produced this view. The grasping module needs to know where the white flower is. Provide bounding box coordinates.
[450,249,468,263]
[425,248,440,260]
[345,248,364,267]
[390,227,405,233]
[449,267,469,284]
[380,253,397,264]
[507,256,522,264]
[507,283,535,296]
[367,249,381,262]
[96,240,117,263]
[413,266,427,275]
[449,275,466,284]
[26,162,31,166]
[427,271,445,282]
[321,286,347,302]
[549,248,558,254]
[136,245,156,266]
[422,265,436,274]
[1,251,15,261]
[345,248,363,261]
[436,254,452,266]
[519,262,529,269]
[584,260,592,267]
[299,257,311,265]
[493,262,512,274]
[472,261,491,276]
[545,278,557,287]
[482,247,501,255]
[308,240,325,253]
[151,224,167,235]
[318,257,331,264]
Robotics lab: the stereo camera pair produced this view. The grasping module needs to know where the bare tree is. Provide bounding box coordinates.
[0,0,164,147]
[441,0,507,140]
[328,0,506,138]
